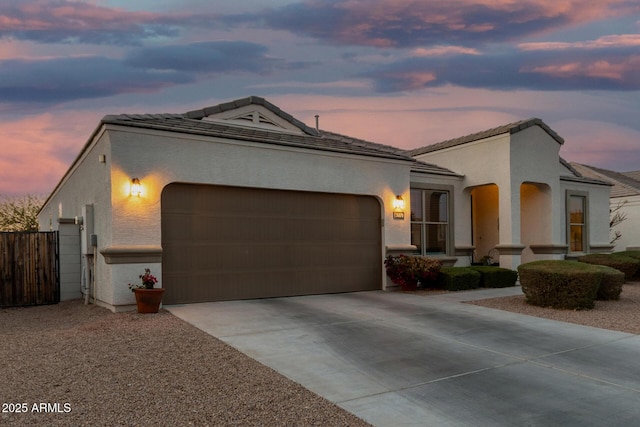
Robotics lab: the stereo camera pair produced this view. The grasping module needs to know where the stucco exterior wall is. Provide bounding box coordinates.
[412,125,611,268]
[509,127,565,265]
[48,125,417,309]
[611,195,640,251]
[38,131,113,303]
[413,134,512,186]
[107,126,412,248]
[413,128,567,269]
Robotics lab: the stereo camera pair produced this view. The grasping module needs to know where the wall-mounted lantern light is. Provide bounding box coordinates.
[393,195,405,220]
[130,178,142,197]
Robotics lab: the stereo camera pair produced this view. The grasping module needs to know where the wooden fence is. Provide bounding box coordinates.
[0,232,59,307]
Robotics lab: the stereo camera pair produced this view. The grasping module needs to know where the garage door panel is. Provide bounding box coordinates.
[164,241,378,271]
[163,264,378,303]
[166,216,379,243]
[161,183,382,304]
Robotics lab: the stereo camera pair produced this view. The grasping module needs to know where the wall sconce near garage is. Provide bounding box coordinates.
[130,178,142,197]
[392,195,405,220]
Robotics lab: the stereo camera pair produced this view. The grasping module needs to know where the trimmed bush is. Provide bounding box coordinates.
[578,253,639,281]
[385,255,442,290]
[613,250,640,260]
[437,267,481,291]
[593,265,624,301]
[469,266,518,288]
[518,260,602,310]
[613,251,640,279]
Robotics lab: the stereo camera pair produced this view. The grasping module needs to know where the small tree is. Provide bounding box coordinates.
[610,200,628,245]
[0,194,46,232]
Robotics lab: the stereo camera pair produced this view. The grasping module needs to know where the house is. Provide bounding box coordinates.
[408,119,613,268]
[38,96,612,311]
[570,163,640,252]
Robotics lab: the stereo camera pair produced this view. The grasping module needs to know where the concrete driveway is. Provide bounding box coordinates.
[167,288,640,426]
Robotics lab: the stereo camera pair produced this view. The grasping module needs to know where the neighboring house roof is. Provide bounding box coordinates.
[407,118,564,156]
[570,163,640,197]
[623,170,640,181]
[557,157,610,185]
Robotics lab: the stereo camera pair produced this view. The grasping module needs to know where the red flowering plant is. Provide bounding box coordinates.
[128,268,159,292]
[384,255,442,291]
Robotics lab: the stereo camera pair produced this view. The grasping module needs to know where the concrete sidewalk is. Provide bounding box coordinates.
[167,288,640,426]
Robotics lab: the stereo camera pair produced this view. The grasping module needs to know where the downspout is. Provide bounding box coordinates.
[82,265,90,305]
[92,245,97,304]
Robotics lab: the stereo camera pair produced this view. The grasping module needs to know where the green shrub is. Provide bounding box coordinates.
[384,255,442,290]
[613,250,640,260]
[593,265,624,300]
[437,267,481,291]
[578,254,639,281]
[469,266,518,288]
[517,260,601,310]
[613,251,640,279]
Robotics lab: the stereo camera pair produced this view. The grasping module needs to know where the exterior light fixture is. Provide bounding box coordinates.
[393,195,405,220]
[131,178,142,197]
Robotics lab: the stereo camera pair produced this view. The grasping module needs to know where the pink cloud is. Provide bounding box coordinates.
[519,34,640,51]
[0,0,217,45]
[259,0,640,48]
[0,110,100,195]
[1,0,160,32]
[522,56,640,81]
[411,46,481,57]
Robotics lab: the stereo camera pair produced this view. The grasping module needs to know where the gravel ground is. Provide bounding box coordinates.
[468,280,640,335]
[0,301,372,427]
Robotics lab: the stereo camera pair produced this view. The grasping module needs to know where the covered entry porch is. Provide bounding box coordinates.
[468,181,566,269]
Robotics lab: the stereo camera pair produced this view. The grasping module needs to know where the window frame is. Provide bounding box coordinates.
[566,191,589,253]
[410,184,454,256]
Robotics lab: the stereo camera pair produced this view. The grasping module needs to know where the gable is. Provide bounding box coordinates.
[408,118,563,157]
[184,95,318,136]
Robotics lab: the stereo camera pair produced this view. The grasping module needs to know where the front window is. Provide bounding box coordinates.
[411,189,449,255]
[568,194,587,252]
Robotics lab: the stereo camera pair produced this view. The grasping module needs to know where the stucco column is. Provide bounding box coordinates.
[497,182,524,269]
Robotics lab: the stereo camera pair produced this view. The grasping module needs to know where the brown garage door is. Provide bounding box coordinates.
[161,183,382,304]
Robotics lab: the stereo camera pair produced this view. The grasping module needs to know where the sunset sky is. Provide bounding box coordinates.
[1,0,639,196]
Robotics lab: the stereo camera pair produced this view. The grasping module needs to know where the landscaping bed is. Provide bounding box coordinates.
[468,281,640,335]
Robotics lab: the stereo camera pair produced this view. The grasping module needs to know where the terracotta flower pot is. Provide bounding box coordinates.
[133,288,165,313]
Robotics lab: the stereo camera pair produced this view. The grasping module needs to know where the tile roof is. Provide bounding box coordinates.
[102,112,412,162]
[570,163,640,197]
[410,160,464,176]
[623,170,640,181]
[407,118,564,156]
[100,96,461,176]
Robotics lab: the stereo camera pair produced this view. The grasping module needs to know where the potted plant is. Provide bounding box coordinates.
[129,268,164,313]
